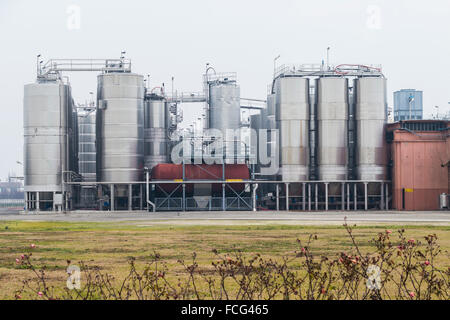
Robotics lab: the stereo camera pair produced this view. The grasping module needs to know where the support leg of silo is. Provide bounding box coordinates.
[182,184,186,212]
[341,182,345,211]
[308,183,311,211]
[354,183,357,211]
[222,183,226,211]
[302,183,306,211]
[325,183,329,211]
[53,192,56,211]
[25,192,28,211]
[128,184,132,211]
[285,183,289,211]
[380,182,385,210]
[110,184,115,212]
[347,183,350,210]
[276,184,279,211]
[315,183,318,210]
[364,182,368,211]
[99,185,103,211]
[252,183,257,212]
[36,192,40,211]
[385,183,389,210]
[139,184,143,210]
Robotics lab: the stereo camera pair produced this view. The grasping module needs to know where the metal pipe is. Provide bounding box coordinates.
[222,183,226,211]
[380,182,384,210]
[325,183,328,211]
[341,182,345,210]
[146,170,155,212]
[252,183,258,211]
[354,183,357,210]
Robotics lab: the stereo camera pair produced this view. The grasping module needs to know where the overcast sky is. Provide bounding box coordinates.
[0,0,449,179]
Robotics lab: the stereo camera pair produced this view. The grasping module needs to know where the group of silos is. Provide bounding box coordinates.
[23,71,173,211]
[253,72,387,198]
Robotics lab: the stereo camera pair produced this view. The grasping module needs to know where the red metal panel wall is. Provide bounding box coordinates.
[391,130,448,210]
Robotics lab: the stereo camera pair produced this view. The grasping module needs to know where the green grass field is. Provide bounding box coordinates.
[0,220,449,299]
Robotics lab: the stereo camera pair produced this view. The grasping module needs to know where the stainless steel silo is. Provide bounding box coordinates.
[208,80,241,163]
[23,81,75,210]
[96,73,144,183]
[354,76,387,183]
[316,77,349,183]
[144,94,169,170]
[275,77,310,183]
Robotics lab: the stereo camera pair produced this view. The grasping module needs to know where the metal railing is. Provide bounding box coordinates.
[39,58,132,77]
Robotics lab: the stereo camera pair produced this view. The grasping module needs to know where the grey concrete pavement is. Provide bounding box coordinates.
[0,210,449,225]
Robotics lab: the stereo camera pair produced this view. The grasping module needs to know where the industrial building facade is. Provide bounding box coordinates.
[387,120,449,210]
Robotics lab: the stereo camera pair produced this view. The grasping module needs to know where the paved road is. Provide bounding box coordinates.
[0,210,449,225]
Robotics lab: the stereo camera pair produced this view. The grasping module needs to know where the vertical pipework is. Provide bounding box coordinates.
[348,86,356,180]
[309,84,318,180]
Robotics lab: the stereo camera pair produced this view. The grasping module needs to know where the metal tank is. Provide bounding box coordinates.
[23,80,77,210]
[96,73,144,183]
[144,94,169,170]
[151,163,250,196]
[208,80,241,163]
[354,76,387,184]
[275,77,310,183]
[316,77,349,184]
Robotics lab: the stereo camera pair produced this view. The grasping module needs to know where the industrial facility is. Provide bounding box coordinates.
[22,55,449,213]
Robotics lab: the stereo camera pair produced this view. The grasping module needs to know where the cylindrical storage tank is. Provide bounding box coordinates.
[77,108,96,182]
[96,73,144,182]
[275,77,310,184]
[151,164,250,196]
[354,76,387,183]
[316,77,349,182]
[23,81,73,191]
[144,96,169,170]
[208,81,241,163]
